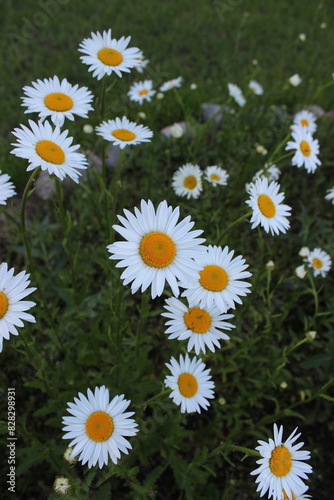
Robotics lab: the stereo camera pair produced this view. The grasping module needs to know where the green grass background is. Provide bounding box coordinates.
[1,1,334,499]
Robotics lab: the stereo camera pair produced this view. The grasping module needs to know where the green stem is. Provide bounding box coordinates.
[135,389,171,410]
[217,211,252,245]
[218,442,261,458]
[266,133,292,166]
[100,75,108,119]
[307,272,319,317]
[20,168,53,323]
[110,148,125,237]
[54,177,76,290]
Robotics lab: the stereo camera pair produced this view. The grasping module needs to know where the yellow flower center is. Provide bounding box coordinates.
[0,292,9,319]
[112,128,136,142]
[300,119,309,127]
[35,140,65,165]
[139,231,176,268]
[98,48,123,66]
[312,257,323,269]
[258,194,276,218]
[210,173,221,182]
[139,89,149,96]
[183,175,197,189]
[85,411,114,442]
[178,373,198,397]
[44,92,73,112]
[282,490,296,500]
[199,265,228,292]
[300,140,311,157]
[184,307,212,333]
[269,446,292,477]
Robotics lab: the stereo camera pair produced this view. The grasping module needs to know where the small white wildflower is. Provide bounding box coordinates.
[83,124,94,134]
[63,446,77,464]
[295,264,307,279]
[305,330,317,341]
[54,476,71,495]
[266,260,275,270]
[299,247,310,257]
[289,74,302,87]
[169,123,184,138]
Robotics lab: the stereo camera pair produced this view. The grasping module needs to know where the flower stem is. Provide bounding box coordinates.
[218,442,261,458]
[135,389,172,410]
[20,168,54,326]
[54,177,76,290]
[307,271,319,317]
[217,211,252,245]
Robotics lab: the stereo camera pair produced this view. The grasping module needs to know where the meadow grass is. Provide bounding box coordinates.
[1,0,334,499]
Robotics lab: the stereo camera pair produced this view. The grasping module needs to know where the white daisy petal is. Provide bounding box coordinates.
[11,120,87,183]
[250,424,312,500]
[246,177,291,235]
[181,245,252,313]
[285,126,321,174]
[162,296,234,355]
[96,116,153,149]
[62,386,138,468]
[164,353,215,413]
[78,29,141,80]
[305,248,332,277]
[21,76,94,127]
[0,263,36,353]
[172,163,203,199]
[107,200,206,299]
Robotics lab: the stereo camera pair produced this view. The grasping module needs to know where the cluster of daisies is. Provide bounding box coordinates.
[128,76,183,104]
[0,27,325,496]
[107,198,252,416]
[285,110,320,174]
[295,246,332,279]
[172,163,229,199]
[228,79,263,107]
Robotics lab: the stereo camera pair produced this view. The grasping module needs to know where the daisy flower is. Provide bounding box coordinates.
[0,263,36,353]
[172,163,203,199]
[250,423,312,500]
[10,120,87,183]
[164,353,215,413]
[62,386,138,468]
[127,80,156,104]
[228,83,246,107]
[21,76,94,128]
[96,116,153,149]
[0,171,16,205]
[78,29,141,80]
[305,248,332,277]
[285,126,321,174]
[181,245,252,313]
[159,77,183,92]
[251,163,281,183]
[293,110,317,135]
[246,177,291,235]
[205,166,229,187]
[249,80,264,95]
[107,200,206,299]
[325,186,334,204]
[162,296,235,355]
